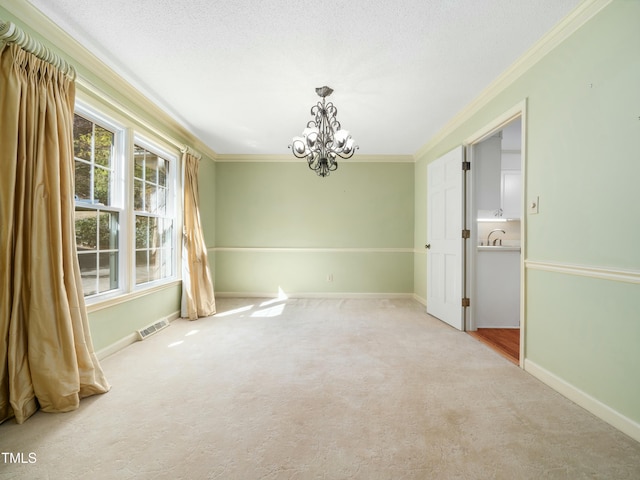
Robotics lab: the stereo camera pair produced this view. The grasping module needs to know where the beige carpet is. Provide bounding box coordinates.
[1,297,639,479]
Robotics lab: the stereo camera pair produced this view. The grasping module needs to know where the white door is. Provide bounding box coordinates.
[426,146,464,330]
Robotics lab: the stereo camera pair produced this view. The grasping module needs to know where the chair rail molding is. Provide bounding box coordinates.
[525,260,640,285]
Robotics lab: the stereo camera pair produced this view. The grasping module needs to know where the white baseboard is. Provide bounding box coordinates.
[95,332,138,360]
[215,291,415,300]
[95,310,181,360]
[413,294,427,306]
[525,359,640,443]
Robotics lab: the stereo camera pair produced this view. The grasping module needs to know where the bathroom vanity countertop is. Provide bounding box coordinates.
[477,246,521,252]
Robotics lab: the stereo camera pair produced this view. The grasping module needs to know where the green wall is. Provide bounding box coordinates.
[414,1,640,424]
[89,285,182,352]
[215,161,414,295]
[527,270,640,420]
[216,250,412,295]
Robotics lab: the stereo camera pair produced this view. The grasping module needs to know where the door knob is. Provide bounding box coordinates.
[425,244,431,249]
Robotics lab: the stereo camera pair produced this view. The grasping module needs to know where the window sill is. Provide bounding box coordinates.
[85,279,182,313]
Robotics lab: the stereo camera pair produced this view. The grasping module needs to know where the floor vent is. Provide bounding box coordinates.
[137,319,170,340]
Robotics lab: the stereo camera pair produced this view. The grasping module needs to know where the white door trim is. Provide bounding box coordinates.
[464,99,527,366]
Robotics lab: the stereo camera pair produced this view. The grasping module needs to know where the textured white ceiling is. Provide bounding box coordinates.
[26,0,581,156]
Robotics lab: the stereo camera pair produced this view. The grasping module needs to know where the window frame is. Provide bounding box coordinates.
[73,103,126,301]
[74,99,182,308]
[131,134,180,292]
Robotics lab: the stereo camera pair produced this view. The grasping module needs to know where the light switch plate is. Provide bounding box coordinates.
[529,196,539,214]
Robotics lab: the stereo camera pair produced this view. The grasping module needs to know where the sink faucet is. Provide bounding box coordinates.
[487,229,506,246]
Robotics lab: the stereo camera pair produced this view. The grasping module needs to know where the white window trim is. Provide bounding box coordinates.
[131,134,181,292]
[74,99,183,307]
[74,102,127,302]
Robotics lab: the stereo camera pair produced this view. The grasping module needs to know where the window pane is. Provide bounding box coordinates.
[156,187,167,215]
[148,248,161,282]
[135,216,149,249]
[99,211,119,249]
[136,250,149,284]
[94,125,114,167]
[145,153,159,184]
[73,114,116,209]
[73,115,92,161]
[158,159,167,186]
[75,210,97,249]
[94,166,110,205]
[98,251,118,293]
[161,218,173,248]
[75,161,91,201]
[134,149,145,179]
[78,252,97,296]
[149,217,159,248]
[145,183,157,214]
[160,247,172,277]
[134,179,144,210]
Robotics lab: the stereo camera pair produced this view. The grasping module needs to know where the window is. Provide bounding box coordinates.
[73,106,179,302]
[133,144,174,285]
[73,114,120,296]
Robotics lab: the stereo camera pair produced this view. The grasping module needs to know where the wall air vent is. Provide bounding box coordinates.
[137,319,170,340]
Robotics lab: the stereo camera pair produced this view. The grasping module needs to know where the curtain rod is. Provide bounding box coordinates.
[0,19,76,79]
[180,146,202,161]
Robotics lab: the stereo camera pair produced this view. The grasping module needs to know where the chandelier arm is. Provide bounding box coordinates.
[333,147,358,160]
[291,150,307,159]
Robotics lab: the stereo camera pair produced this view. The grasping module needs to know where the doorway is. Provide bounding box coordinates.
[424,103,526,365]
[465,107,525,366]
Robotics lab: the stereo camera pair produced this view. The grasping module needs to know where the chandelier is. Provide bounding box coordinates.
[289,86,358,177]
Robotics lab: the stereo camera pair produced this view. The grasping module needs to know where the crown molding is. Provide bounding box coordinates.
[3,0,611,163]
[215,153,415,163]
[1,0,217,161]
[414,0,613,161]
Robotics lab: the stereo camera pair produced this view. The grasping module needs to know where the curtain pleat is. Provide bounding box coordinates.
[181,152,216,320]
[0,44,110,424]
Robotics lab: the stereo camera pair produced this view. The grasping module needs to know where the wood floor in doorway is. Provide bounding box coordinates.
[468,328,520,365]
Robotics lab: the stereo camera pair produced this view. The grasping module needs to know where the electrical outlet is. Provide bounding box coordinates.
[529,196,539,214]
[326,274,334,282]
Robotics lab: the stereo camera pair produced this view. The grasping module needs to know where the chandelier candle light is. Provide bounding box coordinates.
[289,86,358,177]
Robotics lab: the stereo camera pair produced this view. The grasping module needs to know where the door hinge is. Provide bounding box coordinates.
[462,229,470,239]
[462,161,471,171]
[462,297,470,307]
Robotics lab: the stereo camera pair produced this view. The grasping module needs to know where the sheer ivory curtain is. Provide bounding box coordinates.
[0,43,110,424]
[181,151,216,320]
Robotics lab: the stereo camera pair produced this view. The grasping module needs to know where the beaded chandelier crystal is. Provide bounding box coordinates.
[289,86,358,177]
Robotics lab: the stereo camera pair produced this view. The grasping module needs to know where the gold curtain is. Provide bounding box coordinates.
[181,152,216,320]
[0,44,110,424]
